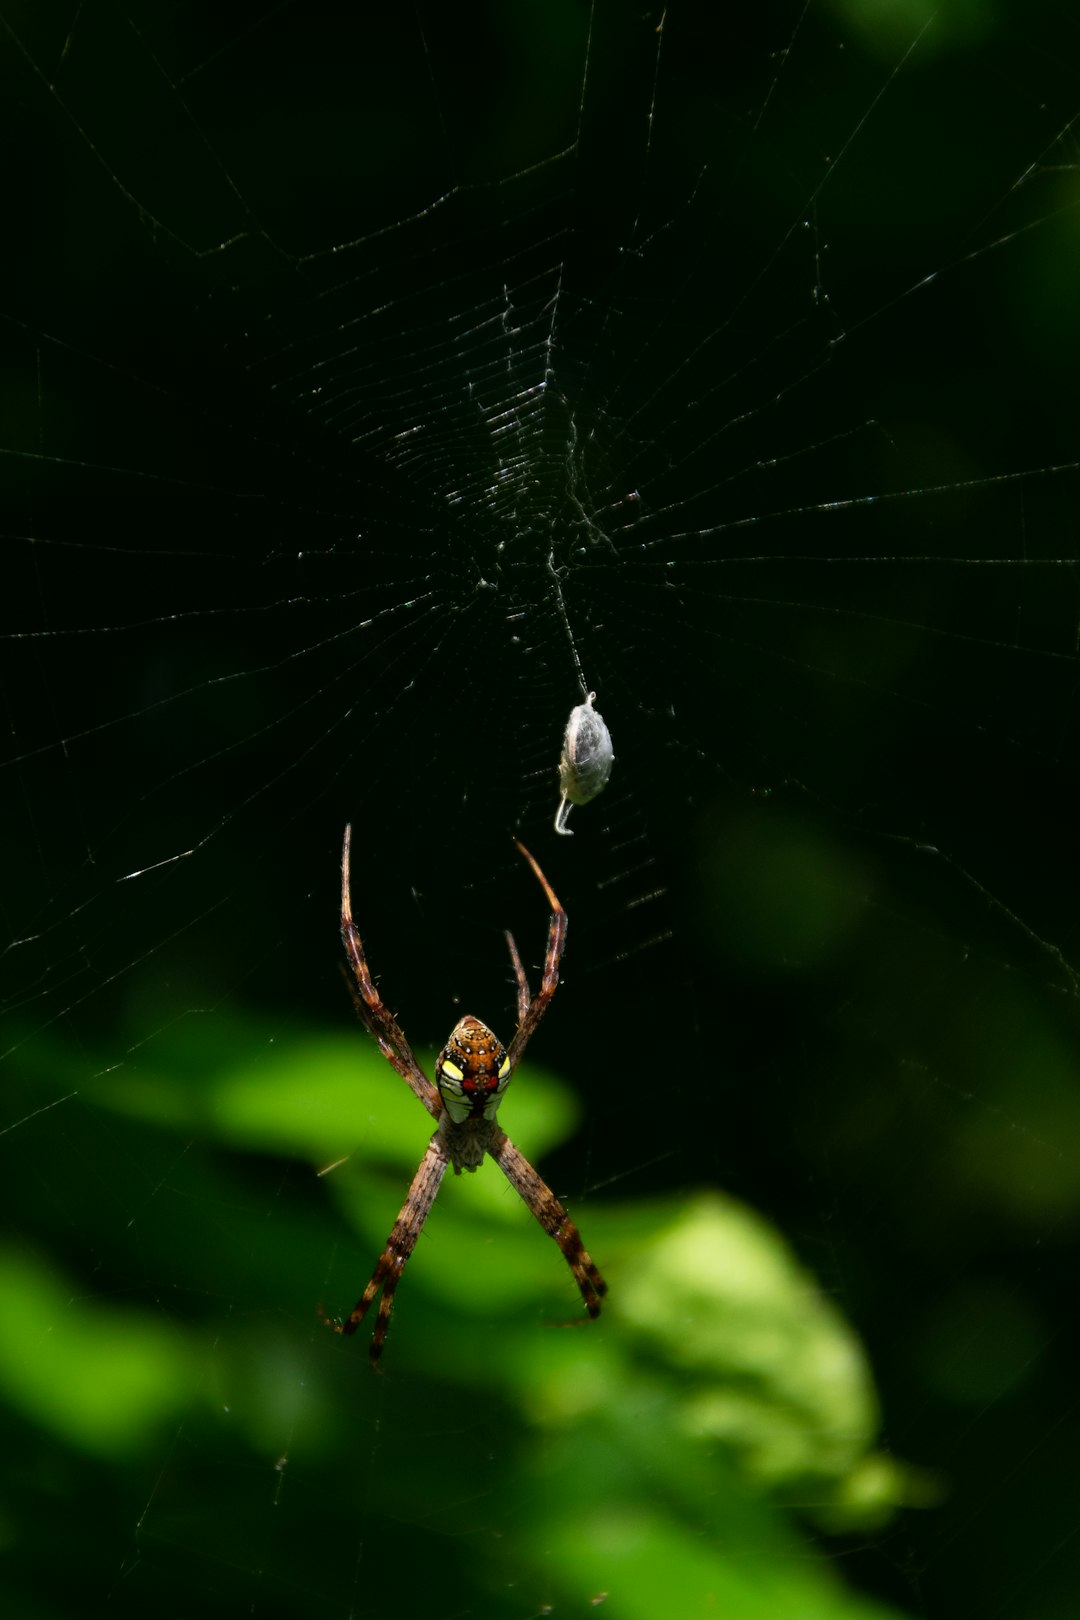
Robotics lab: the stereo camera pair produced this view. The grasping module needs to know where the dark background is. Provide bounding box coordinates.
[3,3,1080,1617]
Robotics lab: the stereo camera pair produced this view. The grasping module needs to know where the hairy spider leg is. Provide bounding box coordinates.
[506,840,568,1071]
[340,822,441,1120]
[488,1129,607,1317]
[319,1136,449,1367]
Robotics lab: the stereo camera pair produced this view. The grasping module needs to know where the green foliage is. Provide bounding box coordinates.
[7,1013,919,1618]
[0,1247,194,1459]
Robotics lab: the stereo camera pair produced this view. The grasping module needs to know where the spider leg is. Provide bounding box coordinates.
[488,1129,607,1318]
[506,842,568,1071]
[340,824,441,1120]
[320,1134,449,1367]
[504,928,531,1027]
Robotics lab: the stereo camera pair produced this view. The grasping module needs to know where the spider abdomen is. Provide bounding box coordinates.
[435,1015,511,1127]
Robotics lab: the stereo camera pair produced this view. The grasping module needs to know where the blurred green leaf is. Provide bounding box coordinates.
[88,1018,579,1167]
[542,1502,902,1620]
[13,1012,916,1616]
[0,1248,194,1459]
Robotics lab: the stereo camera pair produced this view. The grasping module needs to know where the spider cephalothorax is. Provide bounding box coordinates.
[434,1015,513,1170]
[436,1016,511,1126]
[320,825,607,1364]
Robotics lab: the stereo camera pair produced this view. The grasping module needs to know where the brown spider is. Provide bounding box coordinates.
[320,824,607,1365]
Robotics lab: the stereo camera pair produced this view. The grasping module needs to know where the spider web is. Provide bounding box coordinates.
[3,2,1080,1616]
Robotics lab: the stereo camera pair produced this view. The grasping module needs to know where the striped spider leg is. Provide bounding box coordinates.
[319,825,607,1366]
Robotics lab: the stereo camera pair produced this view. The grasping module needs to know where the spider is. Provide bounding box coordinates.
[320,824,607,1365]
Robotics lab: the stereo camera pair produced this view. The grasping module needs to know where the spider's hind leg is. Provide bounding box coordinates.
[320,1134,449,1366]
[488,1129,607,1319]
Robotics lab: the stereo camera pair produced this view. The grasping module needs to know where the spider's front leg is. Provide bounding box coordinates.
[320,1134,449,1366]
